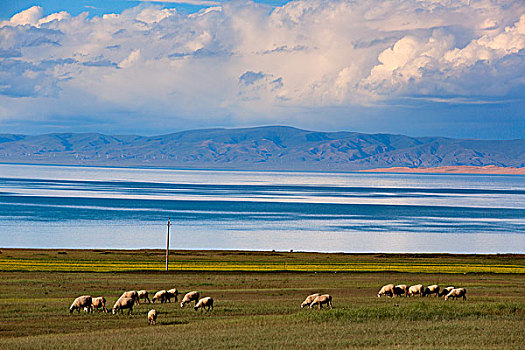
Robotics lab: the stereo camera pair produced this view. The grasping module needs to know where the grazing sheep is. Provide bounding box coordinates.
[180,291,200,308]
[152,290,168,303]
[91,296,108,312]
[408,284,424,297]
[166,288,179,303]
[394,284,408,297]
[439,286,455,297]
[119,290,139,304]
[148,309,157,325]
[194,297,214,311]
[445,288,467,301]
[70,295,92,313]
[309,294,333,309]
[301,293,320,308]
[112,297,135,315]
[137,290,151,304]
[422,285,440,297]
[377,284,395,298]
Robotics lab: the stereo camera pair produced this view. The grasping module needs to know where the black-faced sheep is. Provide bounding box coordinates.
[112,297,135,315]
[377,284,395,298]
[137,290,151,303]
[152,290,168,303]
[91,296,108,312]
[394,284,408,297]
[70,295,92,313]
[445,288,467,301]
[148,309,157,325]
[309,294,333,309]
[422,284,440,297]
[439,286,455,297]
[194,297,214,311]
[408,284,424,297]
[180,291,200,308]
[301,293,320,308]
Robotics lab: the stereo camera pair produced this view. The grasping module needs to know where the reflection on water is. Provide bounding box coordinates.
[0,164,524,253]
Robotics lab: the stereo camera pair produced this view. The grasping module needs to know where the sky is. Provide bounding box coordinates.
[0,0,524,139]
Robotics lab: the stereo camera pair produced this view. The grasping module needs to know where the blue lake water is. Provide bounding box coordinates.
[0,164,524,253]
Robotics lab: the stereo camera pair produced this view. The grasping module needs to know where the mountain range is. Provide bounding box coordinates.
[0,126,523,171]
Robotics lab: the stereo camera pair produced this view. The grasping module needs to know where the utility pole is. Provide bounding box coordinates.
[166,218,171,271]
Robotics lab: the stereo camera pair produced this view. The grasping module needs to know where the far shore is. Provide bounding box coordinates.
[362,165,525,175]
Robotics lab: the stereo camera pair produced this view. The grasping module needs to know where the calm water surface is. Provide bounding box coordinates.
[0,164,524,253]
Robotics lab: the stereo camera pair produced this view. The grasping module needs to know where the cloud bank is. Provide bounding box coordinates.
[0,0,524,135]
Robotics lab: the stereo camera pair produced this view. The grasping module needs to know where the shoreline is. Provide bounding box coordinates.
[1,247,524,256]
[361,165,525,175]
[3,162,525,175]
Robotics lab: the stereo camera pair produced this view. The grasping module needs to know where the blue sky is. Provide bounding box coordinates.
[0,1,289,19]
[1,0,524,139]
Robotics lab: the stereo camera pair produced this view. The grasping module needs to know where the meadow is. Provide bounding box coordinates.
[1,249,524,349]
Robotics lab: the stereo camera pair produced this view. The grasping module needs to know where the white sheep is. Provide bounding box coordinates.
[180,291,200,308]
[194,297,214,311]
[394,284,408,297]
[439,286,455,297]
[152,290,168,303]
[309,294,333,309]
[166,288,179,303]
[119,290,139,304]
[70,295,92,313]
[422,285,440,297]
[112,297,135,315]
[137,290,151,303]
[377,284,395,298]
[445,288,467,301]
[301,293,320,308]
[408,284,424,297]
[91,296,108,312]
[148,309,157,325]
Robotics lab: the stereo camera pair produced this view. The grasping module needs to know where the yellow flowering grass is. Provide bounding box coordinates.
[0,249,523,273]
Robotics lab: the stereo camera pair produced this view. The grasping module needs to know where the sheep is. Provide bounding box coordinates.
[148,309,157,325]
[166,288,179,303]
[377,284,395,298]
[91,296,108,312]
[445,288,467,301]
[408,284,424,297]
[309,294,333,309]
[152,290,169,303]
[394,284,408,297]
[422,285,440,297]
[137,290,151,304]
[439,286,455,297]
[112,297,135,315]
[194,297,214,311]
[119,290,139,304]
[180,291,200,308]
[301,293,320,308]
[70,295,92,313]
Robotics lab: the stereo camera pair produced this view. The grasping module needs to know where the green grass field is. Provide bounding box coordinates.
[1,249,524,349]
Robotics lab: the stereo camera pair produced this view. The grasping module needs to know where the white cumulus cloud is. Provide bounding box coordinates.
[0,0,524,133]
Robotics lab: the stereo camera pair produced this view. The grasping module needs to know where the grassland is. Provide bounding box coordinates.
[1,249,524,349]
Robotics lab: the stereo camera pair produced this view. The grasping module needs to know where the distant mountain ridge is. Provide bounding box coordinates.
[0,126,523,171]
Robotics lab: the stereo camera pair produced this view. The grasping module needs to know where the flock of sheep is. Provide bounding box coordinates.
[69,283,467,325]
[377,283,467,300]
[69,289,214,325]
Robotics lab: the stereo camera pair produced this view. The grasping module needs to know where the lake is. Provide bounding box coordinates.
[0,164,524,253]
